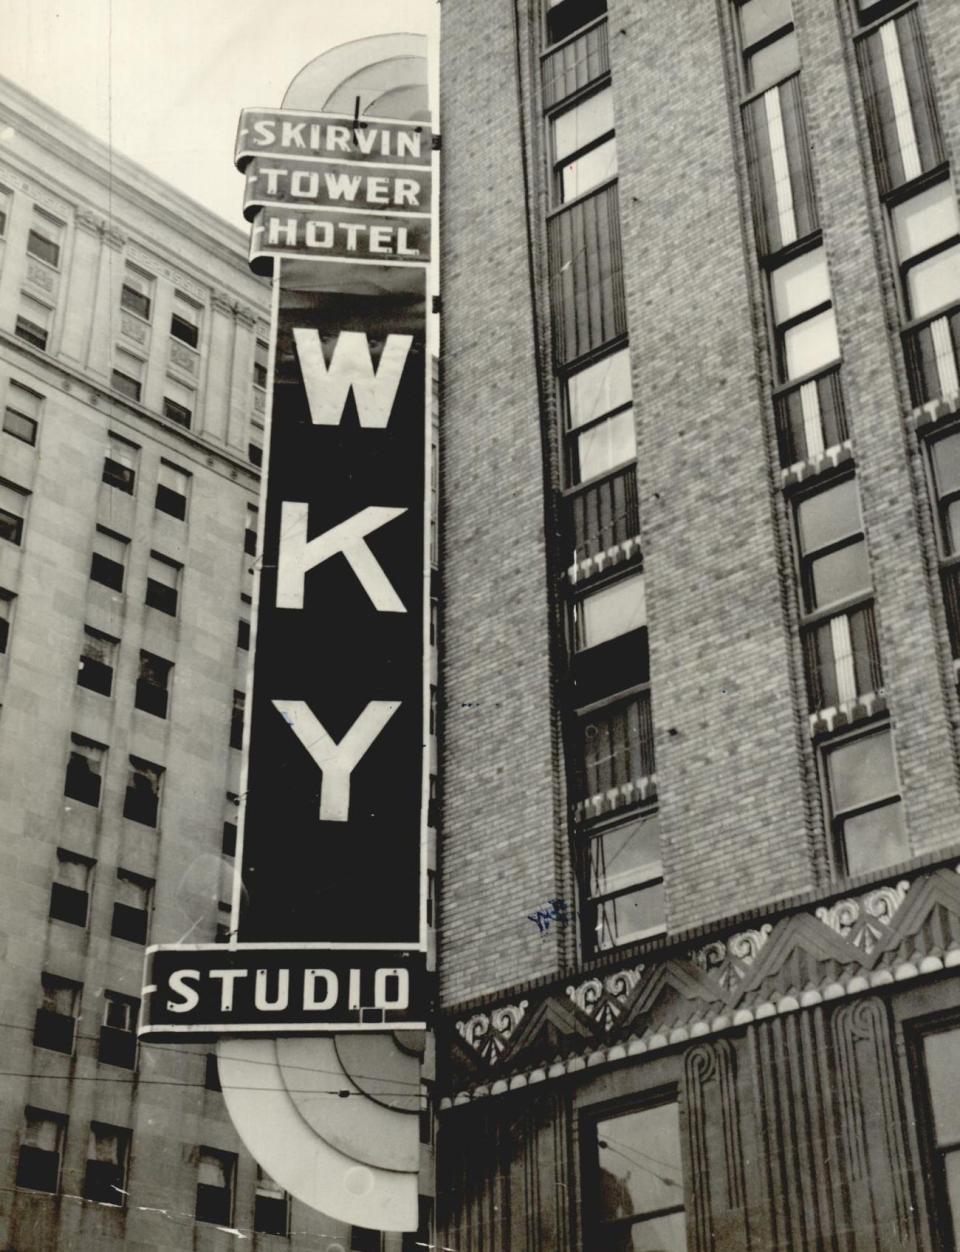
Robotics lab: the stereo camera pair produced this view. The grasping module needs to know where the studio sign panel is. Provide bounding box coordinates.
[236,108,432,271]
[140,106,430,1039]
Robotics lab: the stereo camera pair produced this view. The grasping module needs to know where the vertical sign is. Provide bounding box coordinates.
[140,108,432,1037]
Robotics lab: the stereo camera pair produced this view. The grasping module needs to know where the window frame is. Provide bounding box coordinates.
[64,733,106,808]
[77,626,118,698]
[135,650,173,719]
[544,0,608,48]
[581,1087,687,1252]
[34,972,82,1055]
[580,805,666,955]
[17,1107,68,1195]
[99,992,140,1069]
[908,1013,960,1251]
[83,1121,131,1206]
[561,339,636,488]
[49,848,95,928]
[821,723,907,878]
[111,869,154,945]
[195,1147,237,1226]
[3,382,42,446]
[890,173,960,325]
[123,755,164,829]
[170,291,202,351]
[26,209,64,270]
[734,0,800,98]
[549,80,617,208]
[792,471,872,619]
[89,525,129,593]
[145,550,182,616]
[15,294,53,351]
[0,586,13,654]
[120,263,154,323]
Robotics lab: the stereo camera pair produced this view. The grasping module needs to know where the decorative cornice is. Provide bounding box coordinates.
[439,856,960,1108]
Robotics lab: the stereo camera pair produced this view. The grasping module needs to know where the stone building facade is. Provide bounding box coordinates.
[436,0,960,1248]
[0,75,426,1252]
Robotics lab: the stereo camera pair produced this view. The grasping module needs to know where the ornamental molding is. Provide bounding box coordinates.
[440,859,960,1109]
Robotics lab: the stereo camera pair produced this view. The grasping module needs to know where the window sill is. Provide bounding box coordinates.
[574,772,657,824]
[567,534,641,585]
[908,390,960,435]
[781,439,853,489]
[809,690,888,738]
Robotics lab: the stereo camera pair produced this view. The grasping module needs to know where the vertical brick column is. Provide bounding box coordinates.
[798,0,960,853]
[609,0,814,928]
[439,0,563,1005]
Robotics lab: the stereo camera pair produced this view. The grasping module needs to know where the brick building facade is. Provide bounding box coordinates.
[436,0,960,1248]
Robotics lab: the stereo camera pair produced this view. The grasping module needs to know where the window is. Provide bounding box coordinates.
[770,246,840,380]
[89,526,128,592]
[64,734,106,808]
[552,87,617,203]
[34,973,81,1054]
[0,479,28,546]
[196,1148,236,1225]
[145,551,181,615]
[77,627,118,697]
[163,375,195,429]
[795,477,870,613]
[892,180,960,321]
[254,337,269,389]
[4,382,42,445]
[237,618,250,651]
[919,1025,960,1246]
[0,182,9,236]
[737,0,799,95]
[111,869,153,944]
[856,9,944,194]
[15,295,52,350]
[825,728,908,876]
[223,793,239,858]
[123,756,164,828]
[419,1082,433,1145]
[546,0,607,45]
[111,350,144,403]
[592,1100,686,1250]
[0,587,15,654]
[102,433,138,493]
[170,291,201,349]
[248,441,263,468]
[351,1227,383,1252]
[254,1168,289,1236]
[99,993,139,1069]
[49,849,94,928]
[587,810,665,951]
[929,430,960,555]
[574,571,645,650]
[84,1123,130,1206]
[205,1052,221,1092]
[230,690,245,750]
[120,263,153,321]
[577,689,656,803]
[26,208,64,268]
[565,346,635,483]
[135,651,173,719]
[16,1108,67,1194]
[741,74,817,255]
[244,504,258,557]
[155,460,190,521]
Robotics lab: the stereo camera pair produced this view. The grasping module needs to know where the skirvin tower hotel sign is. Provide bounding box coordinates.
[138,102,433,1034]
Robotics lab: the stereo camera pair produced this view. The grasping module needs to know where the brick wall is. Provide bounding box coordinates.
[438,0,566,1005]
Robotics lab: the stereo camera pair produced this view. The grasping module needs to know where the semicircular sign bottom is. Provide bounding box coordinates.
[217,1036,419,1230]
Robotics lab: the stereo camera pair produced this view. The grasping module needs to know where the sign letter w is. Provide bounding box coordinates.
[294,329,413,428]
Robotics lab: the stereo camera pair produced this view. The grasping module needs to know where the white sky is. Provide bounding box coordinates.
[0,0,439,230]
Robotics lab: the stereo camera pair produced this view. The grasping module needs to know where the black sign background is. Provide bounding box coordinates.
[238,261,427,945]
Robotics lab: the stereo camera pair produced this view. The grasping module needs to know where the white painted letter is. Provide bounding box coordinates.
[291,169,320,198]
[167,969,200,1013]
[374,968,409,1011]
[305,219,334,249]
[277,502,407,612]
[268,216,299,247]
[272,699,400,822]
[293,329,413,429]
[323,171,362,202]
[209,968,249,1012]
[395,177,421,207]
[253,119,276,146]
[262,166,288,195]
[304,969,339,1011]
[254,968,290,1011]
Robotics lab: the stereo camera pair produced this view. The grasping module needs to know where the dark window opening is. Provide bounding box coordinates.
[135,651,172,719]
[120,283,151,320]
[546,0,606,45]
[123,758,162,828]
[111,370,142,403]
[64,741,103,808]
[162,397,192,429]
[15,316,48,350]
[170,313,198,348]
[0,505,23,546]
[3,407,38,445]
